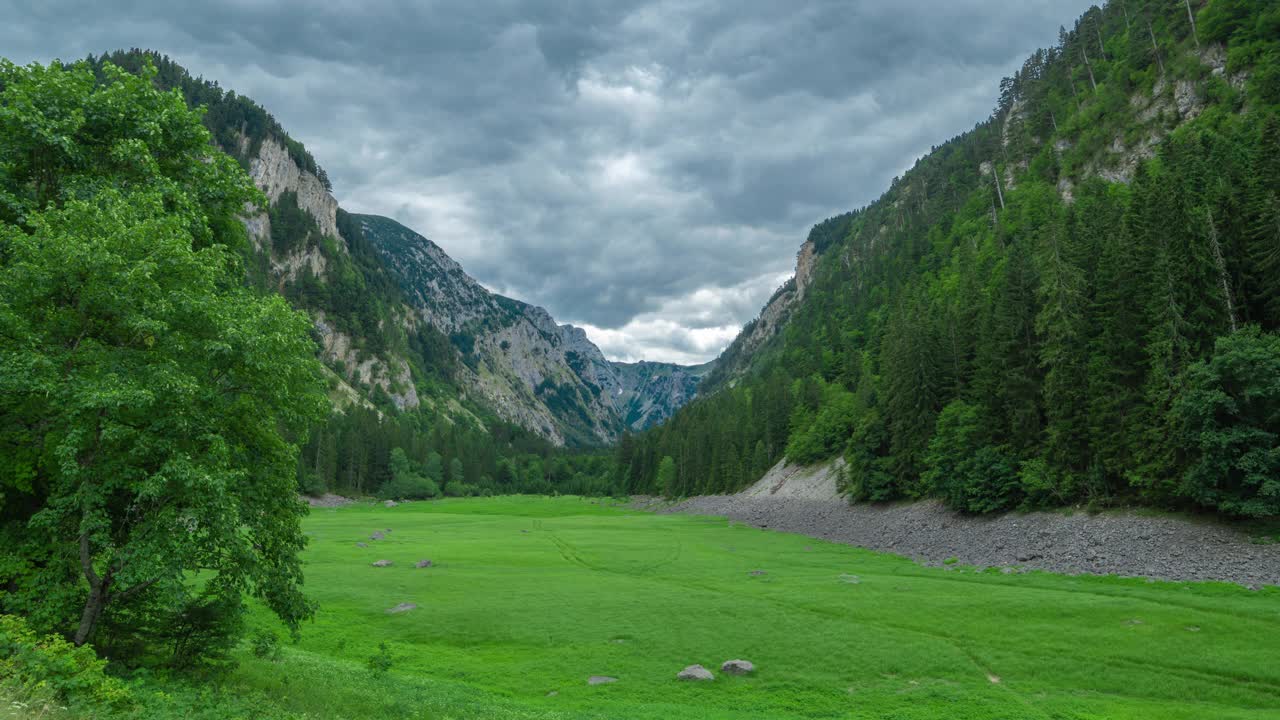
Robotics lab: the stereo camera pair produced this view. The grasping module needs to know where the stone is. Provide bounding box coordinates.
[838,574,861,584]
[415,559,433,568]
[372,560,393,567]
[370,531,385,541]
[386,603,416,614]
[721,659,755,675]
[587,676,617,686]
[384,500,398,508]
[749,570,767,577]
[356,542,368,548]
[677,664,715,681]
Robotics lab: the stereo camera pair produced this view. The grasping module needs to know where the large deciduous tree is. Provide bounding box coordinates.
[0,59,327,651]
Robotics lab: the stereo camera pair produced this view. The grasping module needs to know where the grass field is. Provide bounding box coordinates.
[195,496,1280,719]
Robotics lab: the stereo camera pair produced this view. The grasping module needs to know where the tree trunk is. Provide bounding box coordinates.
[1081,47,1098,91]
[1185,0,1200,50]
[1149,20,1166,75]
[1205,207,1238,332]
[74,579,107,646]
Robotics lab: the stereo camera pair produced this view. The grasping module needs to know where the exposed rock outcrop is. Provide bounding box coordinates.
[357,214,710,444]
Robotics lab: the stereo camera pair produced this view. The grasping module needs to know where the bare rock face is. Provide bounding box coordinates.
[371,560,393,567]
[677,665,715,681]
[249,138,342,243]
[355,214,710,444]
[721,660,755,675]
[794,239,818,301]
[587,676,618,686]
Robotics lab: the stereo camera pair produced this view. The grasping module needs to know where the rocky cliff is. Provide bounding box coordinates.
[356,214,711,444]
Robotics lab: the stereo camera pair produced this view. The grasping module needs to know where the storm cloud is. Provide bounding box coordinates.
[3,0,1094,363]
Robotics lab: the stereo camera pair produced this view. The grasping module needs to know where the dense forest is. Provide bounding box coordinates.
[618,0,1280,518]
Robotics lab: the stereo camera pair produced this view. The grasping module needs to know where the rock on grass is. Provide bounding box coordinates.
[587,676,617,685]
[721,659,755,675]
[372,560,393,567]
[677,665,715,681]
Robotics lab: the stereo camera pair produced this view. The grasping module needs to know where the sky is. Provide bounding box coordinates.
[3,0,1095,364]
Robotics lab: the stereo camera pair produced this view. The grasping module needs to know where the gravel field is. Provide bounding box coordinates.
[635,460,1280,588]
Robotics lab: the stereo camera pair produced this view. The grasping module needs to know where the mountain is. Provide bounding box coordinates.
[619,0,1280,519]
[88,50,706,448]
[355,213,712,444]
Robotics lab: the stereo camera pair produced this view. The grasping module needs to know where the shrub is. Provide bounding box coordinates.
[367,642,393,676]
[0,615,131,709]
[250,629,281,661]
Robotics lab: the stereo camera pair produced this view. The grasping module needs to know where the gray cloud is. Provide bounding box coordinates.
[2,0,1094,362]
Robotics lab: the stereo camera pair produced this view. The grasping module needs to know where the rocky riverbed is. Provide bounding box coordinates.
[634,460,1280,589]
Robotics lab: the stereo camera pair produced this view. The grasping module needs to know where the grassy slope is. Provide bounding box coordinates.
[115,498,1280,719]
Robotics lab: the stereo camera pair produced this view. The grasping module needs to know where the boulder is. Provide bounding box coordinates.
[415,559,433,568]
[372,560,393,567]
[721,659,755,675]
[677,664,715,681]
[384,500,398,508]
[587,676,618,685]
[386,603,416,614]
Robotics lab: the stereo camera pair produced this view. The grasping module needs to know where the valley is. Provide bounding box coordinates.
[115,498,1280,719]
[3,1,1280,719]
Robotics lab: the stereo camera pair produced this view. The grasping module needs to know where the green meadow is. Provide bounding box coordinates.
[189,497,1280,719]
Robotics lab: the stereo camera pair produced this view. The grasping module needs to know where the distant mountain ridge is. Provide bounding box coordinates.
[355,214,712,443]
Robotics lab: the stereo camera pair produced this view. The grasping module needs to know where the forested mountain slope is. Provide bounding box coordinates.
[87,51,704,450]
[619,0,1280,518]
[357,214,712,443]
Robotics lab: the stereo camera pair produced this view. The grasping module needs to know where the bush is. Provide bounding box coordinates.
[0,615,131,709]
[379,474,440,501]
[443,481,479,498]
[367,642,393,676]
[1175,327,1280,517]
[250,629,281,661]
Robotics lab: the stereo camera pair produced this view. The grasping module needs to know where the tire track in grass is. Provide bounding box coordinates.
[545,532,682,576]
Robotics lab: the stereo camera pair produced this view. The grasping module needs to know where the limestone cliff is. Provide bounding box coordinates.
[357,214,710,444]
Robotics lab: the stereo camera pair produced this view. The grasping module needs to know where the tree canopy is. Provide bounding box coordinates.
[0,59,327,656]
